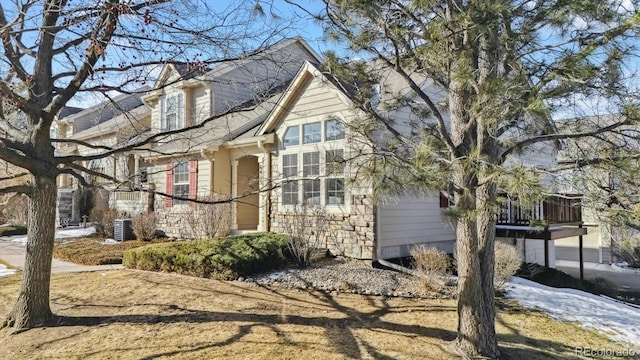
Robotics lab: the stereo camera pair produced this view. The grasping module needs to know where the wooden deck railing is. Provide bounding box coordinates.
[496,194,582,225]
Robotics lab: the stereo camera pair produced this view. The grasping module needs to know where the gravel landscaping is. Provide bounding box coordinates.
[247,258,457,299]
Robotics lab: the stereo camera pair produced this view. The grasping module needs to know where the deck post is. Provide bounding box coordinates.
[544,226,550,268]
[579,223,584,281]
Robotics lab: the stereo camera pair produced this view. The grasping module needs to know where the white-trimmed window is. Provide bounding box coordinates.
[282,154,298,178]
[303,122,321,144]
[325,119,345,141]
[326,149,345,205]
[283,126,299,147]
[303,151,320,177]
[163,94,184,131]
[282,180,298,205]
[282,154,298,205]
[173,162,189,205]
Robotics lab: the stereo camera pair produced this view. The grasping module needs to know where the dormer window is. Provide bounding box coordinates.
[163,94,184,131]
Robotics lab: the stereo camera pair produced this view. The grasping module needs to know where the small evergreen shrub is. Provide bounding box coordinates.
[131,213,157,241]
[123,233,288,280]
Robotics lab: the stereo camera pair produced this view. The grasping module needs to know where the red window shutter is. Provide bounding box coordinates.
[165,163,174,208]
[439,192,449,208]
[188,160,198,206]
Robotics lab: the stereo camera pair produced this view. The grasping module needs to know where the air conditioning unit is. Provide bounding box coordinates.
[114,218,135,241]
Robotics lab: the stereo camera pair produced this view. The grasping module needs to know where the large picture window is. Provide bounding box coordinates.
[281,149,345,206]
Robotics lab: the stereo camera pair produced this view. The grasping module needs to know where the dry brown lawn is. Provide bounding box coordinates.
[0,270,627,359]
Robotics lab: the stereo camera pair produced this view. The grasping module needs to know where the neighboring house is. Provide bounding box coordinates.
[54,92,150,223]
[552,113,640,264]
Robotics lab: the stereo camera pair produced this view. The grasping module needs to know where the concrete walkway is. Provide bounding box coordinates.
[556,260,640,292]
[0,238,123,274]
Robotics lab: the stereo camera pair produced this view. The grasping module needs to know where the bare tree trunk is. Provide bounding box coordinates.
[5,176,57,331]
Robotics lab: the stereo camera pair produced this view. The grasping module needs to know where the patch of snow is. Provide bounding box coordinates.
[101,239,119,245]
[0,264,16,277]
[256,269,297,281]
[612,262,640,274]
[10,226,97,245]
[508,277,640,347]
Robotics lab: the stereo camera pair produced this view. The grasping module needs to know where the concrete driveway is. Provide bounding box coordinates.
[556,260,640,293]
[0,237,123,274]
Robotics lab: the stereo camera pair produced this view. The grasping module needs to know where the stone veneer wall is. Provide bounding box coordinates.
[154,199,195,239]
[154,196,232,239]
[270,194,376,259]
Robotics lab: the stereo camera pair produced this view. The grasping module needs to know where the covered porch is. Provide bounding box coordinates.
[205,133,275,234]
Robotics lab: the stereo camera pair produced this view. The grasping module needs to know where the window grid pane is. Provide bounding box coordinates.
[304,179,321,205]
[326,178,345,205]
[303,151,320,177]
[174,162,189,184]
[282,180,298,205]
[283,126,299,147]
[282,154,298,178]
[325,119,345,141]
[326,149,345,176]
[303,122,321,144]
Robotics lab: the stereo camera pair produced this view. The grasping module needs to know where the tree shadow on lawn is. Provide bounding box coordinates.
[46,281,586,360]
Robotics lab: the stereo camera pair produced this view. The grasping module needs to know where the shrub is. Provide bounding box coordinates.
[183,194,231,239]
[132,213,157,241]
[53,237,168,265]
[2,194,29,227]
[613,233,640,268]
[123,232,288,280]
[281,204,327,268]
[410,246,450,291]
[0,225,27,236]
[91,208,119,238]
[494,241,522,292]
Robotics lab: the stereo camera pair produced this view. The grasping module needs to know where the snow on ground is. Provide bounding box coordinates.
[508,277,640,347]
[0,264,16,277]
[10,226,96,245]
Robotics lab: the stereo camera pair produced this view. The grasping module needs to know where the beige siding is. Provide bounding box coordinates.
[192,87,210,124]
[377,194,456,258]
[197,159,211,196]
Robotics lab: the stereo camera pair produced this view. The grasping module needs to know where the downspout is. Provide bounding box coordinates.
[258,140,271,232]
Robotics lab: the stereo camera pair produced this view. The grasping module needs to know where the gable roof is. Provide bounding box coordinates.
[59,88,150,134]
[255,61,356,136]
[152,37,322,90]
[69,105,150,141]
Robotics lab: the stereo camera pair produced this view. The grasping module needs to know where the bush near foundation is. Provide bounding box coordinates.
[123,233,288,280]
